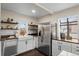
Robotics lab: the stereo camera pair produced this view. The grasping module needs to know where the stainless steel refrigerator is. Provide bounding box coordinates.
[37,22,52,56]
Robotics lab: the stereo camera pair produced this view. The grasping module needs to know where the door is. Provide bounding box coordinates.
[38,22,52,56]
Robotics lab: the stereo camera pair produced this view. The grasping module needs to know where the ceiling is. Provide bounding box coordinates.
[1,3,79,18]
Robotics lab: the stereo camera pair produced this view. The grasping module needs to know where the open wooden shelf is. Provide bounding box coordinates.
[6,37,18,40]
[28,33,38,36]
[1,21,18,24]
[28,28,38,30]
[28,24,38,27]
[1,35,16,38]
[1,34,16,36]
[1,28,18,30]
[1,35,18,41]
[28,24,38,36]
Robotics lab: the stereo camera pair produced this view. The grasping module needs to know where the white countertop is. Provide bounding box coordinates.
[58,50,78,56]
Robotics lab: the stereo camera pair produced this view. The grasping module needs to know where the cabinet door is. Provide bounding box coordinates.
[26,39,35,51]
[62,42,72,52]
[17,40,27,54]
[72,44,79,55]
[0,41,1,56]
[52,40,62,56]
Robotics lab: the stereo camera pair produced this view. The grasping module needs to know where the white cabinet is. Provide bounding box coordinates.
[4,39,17,47]
[34,37,38,48]
[72,44,79,55]
[61,42,72,56]
[52,40,72,56]
[3,39,17,56]
[52,40,79,56]
[26,39,35,51]
[52,40,62,56]
[17,40,27,54]
[17,39,35,54]
[62,42,71,52]
[52,40,57,56]
[0,41,1,56]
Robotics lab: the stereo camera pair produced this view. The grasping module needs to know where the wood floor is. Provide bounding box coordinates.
[17,49,45,56]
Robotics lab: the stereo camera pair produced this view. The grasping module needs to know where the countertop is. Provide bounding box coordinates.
[52,39,79,44]
[58,50,78,56]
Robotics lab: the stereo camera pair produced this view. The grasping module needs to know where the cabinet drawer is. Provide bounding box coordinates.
[5,40,17,47]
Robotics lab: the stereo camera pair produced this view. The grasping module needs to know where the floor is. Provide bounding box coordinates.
[17,49,45,56]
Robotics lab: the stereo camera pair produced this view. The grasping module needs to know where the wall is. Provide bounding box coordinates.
[38,5,79,41]
[38,5,79,24]
[0,8,38,55]
[1,9,37,24]
[1,9,37,37]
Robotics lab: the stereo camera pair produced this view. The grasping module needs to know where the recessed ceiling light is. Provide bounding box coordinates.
[32,10,36,13]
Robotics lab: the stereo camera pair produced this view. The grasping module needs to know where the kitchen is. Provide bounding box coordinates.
[0,3,79,56]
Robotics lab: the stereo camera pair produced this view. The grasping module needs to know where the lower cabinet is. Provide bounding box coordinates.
[4,40,17,56]
[17,39,35,54]
[52,40,62,56]
[52,40,72,56]
[62,42,72,53]
[71,44,79,55]
[52,40,79,56]
[17,40,27,54]
[26,39,35,51]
